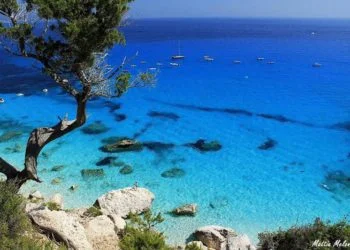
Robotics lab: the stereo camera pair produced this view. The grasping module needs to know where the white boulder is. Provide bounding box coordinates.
[95,187,154,218]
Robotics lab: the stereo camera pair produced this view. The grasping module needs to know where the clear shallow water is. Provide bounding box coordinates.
[0,18,350,244]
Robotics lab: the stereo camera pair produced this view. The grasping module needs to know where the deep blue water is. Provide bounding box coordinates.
[0,18,350,244]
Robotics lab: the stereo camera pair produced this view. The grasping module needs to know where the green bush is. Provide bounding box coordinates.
[45,201,61,211]
[119,210,172,250]
[185,243,202,250]
[258,218,350,250]
[84,206,103,217]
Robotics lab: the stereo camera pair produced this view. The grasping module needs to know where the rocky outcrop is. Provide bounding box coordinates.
[99,138,143,153]
[172,204,197,216]
[194,226,255,250]
[50,193,64,210]
[95,187,154,218]
[29,208,93,250]
[84,215,119,250]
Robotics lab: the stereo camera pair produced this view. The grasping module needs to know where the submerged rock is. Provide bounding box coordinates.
[81,169,105,178]
[119,165,133,175]
[330,121,350,132]
[115,114,127,122]
[186,139,222,152]
[51,165,65,172]
[4,143,22,153]
[51,177,63,185]
[95,187,154,218]
[194,226,255,250]
[321,170,350,198]
[144,141,175,154]
[258,138,277,150]
[172,204,197,216]
[0,130,23,143]
[161,167,186,178]
[100,138,143,153]
[96,156,118,166]
[148,110,180,121]
[82,121,109,135]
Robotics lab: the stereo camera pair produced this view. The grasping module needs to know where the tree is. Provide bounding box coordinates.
[0,0,155,188]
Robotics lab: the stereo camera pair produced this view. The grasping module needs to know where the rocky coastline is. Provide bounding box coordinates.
[25,187,255,250]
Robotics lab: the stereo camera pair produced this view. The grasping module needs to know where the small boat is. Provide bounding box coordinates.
[233,60,241,64]
[312,62,322,68]
[244,76,249,79]
[204,56,214,61]
[267,61,275,65]
[149,67,157,71]
[16,93,24,96]
[131,64,137,67]
[321,184,330,191]
[42,88,48,93]
[170,62,179,67]
[172,41,185,60]
[311,32,316,35]
[140,61,147,64]
[257,57,265,61]
[156,62,163,66]
[0,98,4,103]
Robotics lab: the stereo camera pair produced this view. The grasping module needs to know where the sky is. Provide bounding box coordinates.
[129,0,350,19]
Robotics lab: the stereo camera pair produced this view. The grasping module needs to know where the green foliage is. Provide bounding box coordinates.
[116,72,131,97]
[140,72,156,84]
[45,201,60,211]
[120,210,172,250]
[258,218,350,250]
[84,206,103,217]
[185,243,202,250]
[0,181,31,248]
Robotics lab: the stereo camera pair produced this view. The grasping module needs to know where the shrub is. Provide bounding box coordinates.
[258,218,350,250]
[119,210,172,250]
[45,201,61,211]
[84,206,103,217]
[0,181,31,248]
[185,243,202,250]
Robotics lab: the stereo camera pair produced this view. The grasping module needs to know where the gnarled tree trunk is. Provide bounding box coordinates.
[0,94,87,188]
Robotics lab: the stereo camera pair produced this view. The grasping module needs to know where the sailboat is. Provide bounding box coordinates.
[172,41,185,60]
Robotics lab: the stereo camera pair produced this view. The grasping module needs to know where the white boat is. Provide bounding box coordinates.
[0,98,4,103]
[170,62,179,67]
[16,93,24,96]
[257,57,265,61]
[131,64,137,67]
[204,56,214,61]
[149,67,157,71]
[140,61,147,64]
[267,61,275,65]
[171,41,185,60]
[42,88,48,93]
[312,62,322,68]
[233,60,241,64]
[156,62,163,66]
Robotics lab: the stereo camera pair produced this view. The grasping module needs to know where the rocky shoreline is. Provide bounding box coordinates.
[25,187,256,250]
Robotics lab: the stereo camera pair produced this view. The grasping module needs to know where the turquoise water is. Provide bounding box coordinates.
[1,18,350,244]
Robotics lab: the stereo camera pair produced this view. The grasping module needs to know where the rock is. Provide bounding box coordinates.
[84,215,119,250]
[119,165,133,175]
[51,165,65,172]
[51,177,63,185]
[96,156,118,166]
[82,121,109,135]
[29,191,44,201]
[258,138,277,150]
[144,142,175,154]
[95,187,154,218]
[161,167,186,178]
[81,169,105,178]
[100,138,143,153]
[25,202,44,214]
[186,241,208,250]
[186,139,222,152]
[194,226,255,250]
[172,204,197,216]
[0,130,23,143]
[29,209,93,250]
[115,114,127,122]
[148,111,180,121]
[108,214,126,232]
[69,184,79,191]
[50,193,64,210]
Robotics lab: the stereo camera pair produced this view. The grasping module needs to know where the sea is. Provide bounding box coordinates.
[0,18,350,245]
